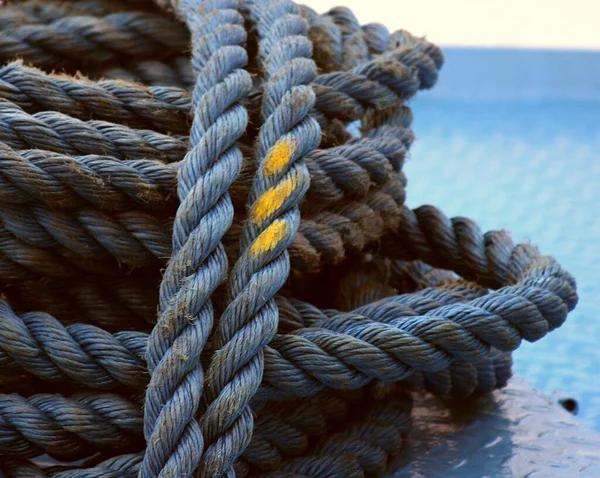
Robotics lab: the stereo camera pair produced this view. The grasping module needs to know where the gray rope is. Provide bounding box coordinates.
[0,62,191,134]
[0,11,188,68]
[0,102,187,161]
[0,1,577,477]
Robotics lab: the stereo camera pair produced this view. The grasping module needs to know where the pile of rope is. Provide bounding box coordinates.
[0,0,577,477]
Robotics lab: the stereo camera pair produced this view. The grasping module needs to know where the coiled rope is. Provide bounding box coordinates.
[0,0,577,477]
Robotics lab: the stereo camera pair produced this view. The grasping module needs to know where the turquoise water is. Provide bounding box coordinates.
[406,98,600,429]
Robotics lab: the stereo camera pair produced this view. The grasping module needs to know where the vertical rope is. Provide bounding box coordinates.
[198,0,321,473]
[139,0,252,476]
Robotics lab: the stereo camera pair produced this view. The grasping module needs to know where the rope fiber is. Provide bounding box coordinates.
[0,0,577,477]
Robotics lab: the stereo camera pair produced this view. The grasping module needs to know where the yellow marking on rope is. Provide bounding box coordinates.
[251,172,299,224]
[263,138,296,176]
[250,220,289,256]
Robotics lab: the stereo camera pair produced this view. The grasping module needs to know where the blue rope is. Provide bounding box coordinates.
[139,0,252,476]
[0,279,510,397]
[198,0,321,474]
[0,1,578,477]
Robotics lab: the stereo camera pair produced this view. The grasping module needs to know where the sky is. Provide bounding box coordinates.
[303,0,599,50]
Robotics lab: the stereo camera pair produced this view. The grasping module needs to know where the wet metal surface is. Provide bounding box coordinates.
[392,375,600,477]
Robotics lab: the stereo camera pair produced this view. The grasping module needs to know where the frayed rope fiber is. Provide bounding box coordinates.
[0,0,577,477]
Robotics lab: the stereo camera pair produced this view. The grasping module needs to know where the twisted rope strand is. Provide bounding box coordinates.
[0,203,171,272]
[403,348,513,399]
[273,394,411,478]
[199,0,321,471]
[0,287,459,392]
[0,277,523,402]
[0,201,575,334]
[241,391,352,473]
[139,0,253,476]
[0,11,188,68]
[0,146,178,211]
[0,298,148,390]
[0,280,567,407]
[299,4,443,81]
[0,172,403,279]
[89,56,196,89]
[384,205,577,306]
[0,0,156,26]
[0,62,191,134]
[2,273,160,331]
[0,103,187,161]
[0,391,351,474]
[0,53,423,134]
[0,135,402,215]
[0,392,144,460]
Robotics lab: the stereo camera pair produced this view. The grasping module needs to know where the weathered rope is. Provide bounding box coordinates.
[0,392,144,460]
[0,147,405,276]
[136,0,260,475]
[0,11,187,69]
[0,0,157,26]
[266,392,411,478]
[89,56,196,89]
[0,1,578,477]
[0,388,353,464]
[0,389,406,478]
[0,61,418,138]
[0,102,188,161]
[197,0,320,471]
[0,62,192,134]
[0,278,491,394]
[1,273,161,331]
[0,137,403,213]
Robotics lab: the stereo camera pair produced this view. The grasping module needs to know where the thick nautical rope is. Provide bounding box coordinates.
[0,205,576,402]
[0,388,351,465]
[0,283,511,401]
[0,172,405,279]
[138,0,252,477]
[0,390,410,478]
[0,10,187,69]
[0,62,192,134]
[0,392,145,460]
[0,0,578,477]
[268,392,412,478]
[198,0,321,472]
[0,0,155,26]
[0,101,187,161]
[89,56,196,89]
[0,136,403,213]
[0,60,419,138]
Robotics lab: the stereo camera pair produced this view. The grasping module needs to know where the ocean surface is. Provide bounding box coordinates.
[407,49,600,428]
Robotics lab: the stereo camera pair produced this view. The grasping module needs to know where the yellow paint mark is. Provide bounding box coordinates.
[250,220,289,256]
[251,172,299,224]
[263,138,296,176]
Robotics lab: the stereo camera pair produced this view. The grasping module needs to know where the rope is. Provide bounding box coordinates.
[0,149,405,276]
[0,102,187,161]
[0,60,419,137]
[0,392,144,460]
[0,62,192,134]
[0,0,156,26]
[0,279,494,394]
[0,11,187,69]
[0,389,353,465]
[0,1,578,477]
[89,56,196,90]
[2,274,160,331]
[0,138,403,213]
